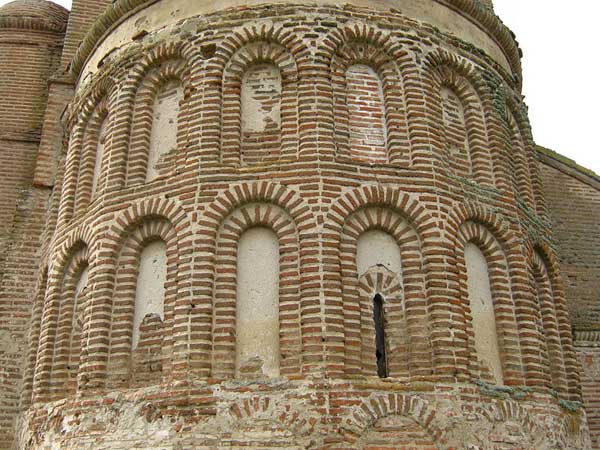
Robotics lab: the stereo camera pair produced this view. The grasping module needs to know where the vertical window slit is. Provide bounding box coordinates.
[373,293,388,378]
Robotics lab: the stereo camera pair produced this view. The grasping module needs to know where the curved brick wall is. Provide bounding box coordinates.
[16,2,591,449]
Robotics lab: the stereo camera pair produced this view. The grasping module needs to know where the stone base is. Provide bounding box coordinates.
[17,378,591,449]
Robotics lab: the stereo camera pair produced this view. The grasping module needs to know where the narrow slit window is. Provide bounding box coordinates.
[373,293,388,378]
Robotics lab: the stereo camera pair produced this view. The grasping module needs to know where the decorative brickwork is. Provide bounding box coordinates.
[424,50,495,184]
[0,0,596,449]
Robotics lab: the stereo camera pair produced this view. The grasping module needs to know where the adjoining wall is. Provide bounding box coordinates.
[539,148,600,449]
[60,0,110,70]
[539,149,600,329]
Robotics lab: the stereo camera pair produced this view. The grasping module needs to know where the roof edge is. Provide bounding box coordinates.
[537,145,600,190]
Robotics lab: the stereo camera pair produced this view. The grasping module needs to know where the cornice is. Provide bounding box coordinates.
[573,329,600,348]
[0,15,66,33]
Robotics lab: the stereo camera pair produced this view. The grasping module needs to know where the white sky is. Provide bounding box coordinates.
[2,0,598,174]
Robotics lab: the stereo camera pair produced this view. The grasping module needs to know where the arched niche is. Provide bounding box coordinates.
[506,108,534,208]
[90,117,108,197]
[465,242,503,384]
[235,227,280,378]
[356,230,403,378]
[441,86,471,178]
[346,63,388,162]
[240,63,283,165]
[356,230,402,276]
[331,40,411,166]
[146,80,183,182]
[531,250,568,394]
[132,240,167,350]
[220,41,299,166]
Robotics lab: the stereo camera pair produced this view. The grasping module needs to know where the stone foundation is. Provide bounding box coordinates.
[17,379,590,450]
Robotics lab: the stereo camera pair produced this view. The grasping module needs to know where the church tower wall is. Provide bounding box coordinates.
[0,1,67,448]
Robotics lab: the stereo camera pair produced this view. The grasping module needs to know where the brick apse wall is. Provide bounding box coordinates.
[0,0,596,449]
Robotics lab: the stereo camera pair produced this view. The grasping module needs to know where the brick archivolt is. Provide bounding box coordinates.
[194,181,320,377]
[228,395,317,445]
[341,391,588,449]
[526,241,581,399]
[59,88,112,227]
[342,393,444,443]
[424,49,496,185]
[339,206,428,378]
[322,186,437,378]
[34,196,577,403]
[205,21,308,165]
[30,196,194,402]
[446,202,580,399]
[33,239,90,403]
[69,0,522,83]
[113,41,201,188]
[325,22,414,165]
[530,249,569,394]
[104,219,179,389]
[505,96,549,217]
[59,22,543,218]
[219,41,299,165]
[455,220,522,384]
[211,203,302,377]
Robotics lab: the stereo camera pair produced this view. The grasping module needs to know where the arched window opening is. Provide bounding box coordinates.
[90,117,108,197]
[240,63,282,165]
[133,240,167,351]
[465,242,503,384]
[146,80,183,182]
[373,293,388,378]
[441,86,471,177]
[236,227,280,378]
[356,230,402,377]
[346,64,387,162]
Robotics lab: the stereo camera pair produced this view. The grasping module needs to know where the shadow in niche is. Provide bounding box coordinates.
[373,293,388,378]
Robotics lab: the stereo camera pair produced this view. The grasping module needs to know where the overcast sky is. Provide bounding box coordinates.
[2,0,598,173]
